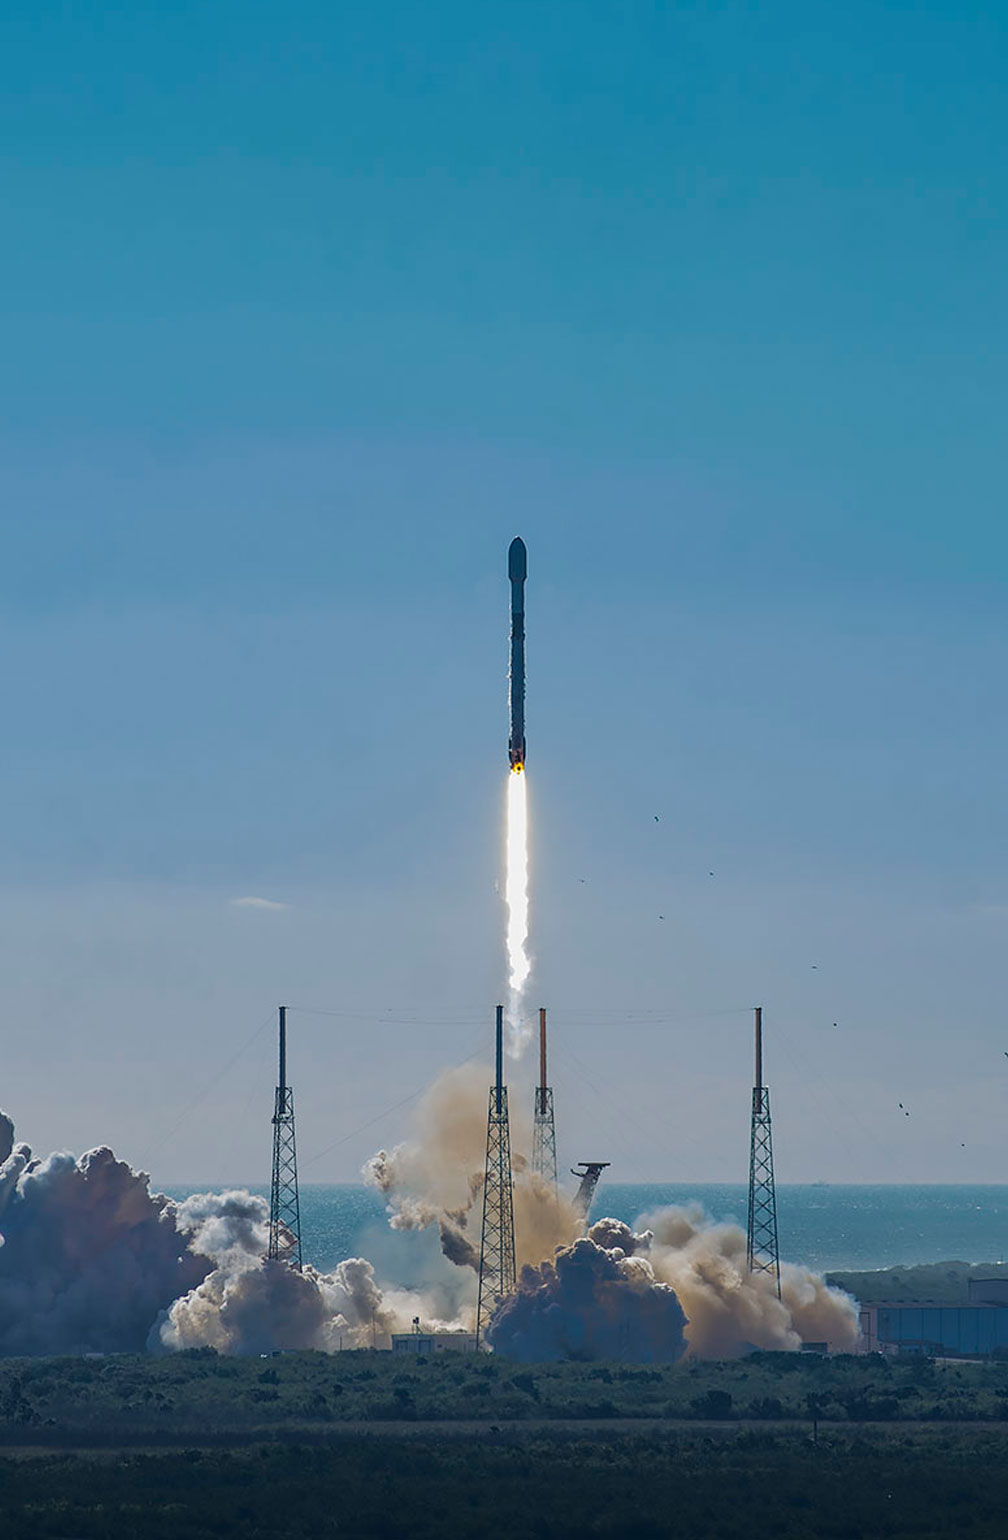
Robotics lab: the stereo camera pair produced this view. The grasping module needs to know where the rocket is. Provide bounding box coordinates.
[508,536,527,771]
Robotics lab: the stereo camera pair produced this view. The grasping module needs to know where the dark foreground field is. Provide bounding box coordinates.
[2,1426,1008,1539]
[3,1353,1008,1538]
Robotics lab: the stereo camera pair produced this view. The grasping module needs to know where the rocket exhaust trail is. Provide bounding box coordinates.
[505,537,531,1050]
[506,765,530,999]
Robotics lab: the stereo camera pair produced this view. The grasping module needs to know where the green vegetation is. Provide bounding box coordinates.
[827,1260,1008,1304]
[3,1354,1008,1537]
[3,1347,1008,1440]
[1,1428,1007,1538]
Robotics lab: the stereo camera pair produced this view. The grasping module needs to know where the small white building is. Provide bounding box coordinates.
[390,1331,477,1355]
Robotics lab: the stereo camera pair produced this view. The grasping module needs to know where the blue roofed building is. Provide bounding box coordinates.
[859,1278,1008,1357]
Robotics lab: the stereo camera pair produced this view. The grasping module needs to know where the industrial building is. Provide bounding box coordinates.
[859,1278,1008,1357]
[390,1332,477,1356]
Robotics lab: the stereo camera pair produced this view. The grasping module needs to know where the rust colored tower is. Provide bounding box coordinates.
[532,1007,558,1190]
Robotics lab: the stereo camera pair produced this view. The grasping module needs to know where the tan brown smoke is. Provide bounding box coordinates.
[0,1088,860,1361]
[365,1064,580,1279]
[365,1064,489,1224]
[613,1206,859,1357]
[359,1065,856,1362]
[514,1169,581,1267]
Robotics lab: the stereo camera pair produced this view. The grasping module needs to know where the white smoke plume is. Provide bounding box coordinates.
[487,1208,859,1362]
[158,1186,470,1353]
[504,767,532,1054]
[159,1240,394,1356]
[0,1111,443,1358]
[0,1118,211,1356]
[0,1104,857,1364]
[157,1178,475,1353]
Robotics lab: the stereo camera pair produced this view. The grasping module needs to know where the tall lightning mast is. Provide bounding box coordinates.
[746,1005,780,1297]
[532,1007,558,1190]
[268,1005,303,1271]
[476,1005,517,1347]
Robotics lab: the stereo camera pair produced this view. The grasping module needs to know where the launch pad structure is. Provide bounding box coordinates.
[746,1005,781,1297]
[571,1162,609,1219]
[268,1005,303,1271]
[532,1007,558,1190]
[476,1005,517,1348]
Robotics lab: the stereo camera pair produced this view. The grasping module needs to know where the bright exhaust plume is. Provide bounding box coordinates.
[505,766,531,1051]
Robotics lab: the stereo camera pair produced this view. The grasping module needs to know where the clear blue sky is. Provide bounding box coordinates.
[1,1,1006,1187]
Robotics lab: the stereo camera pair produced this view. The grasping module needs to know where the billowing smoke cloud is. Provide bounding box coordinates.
[487,1236,688,1362]
[488,1208,858,1362]
[640,1206,859,1357]
[0,1103,857,1364]
[365,1064,581,1291]
[0,1120,210,1356]
[0,1112,451,1358]
[159,1213,388,1357]
[155,1186,429,1354]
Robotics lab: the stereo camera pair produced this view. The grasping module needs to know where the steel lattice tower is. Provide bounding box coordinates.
[531,1007,557,1190]
[268,1005,303,1271]
[476,1005,517,1347]
[746,1005,781,1297]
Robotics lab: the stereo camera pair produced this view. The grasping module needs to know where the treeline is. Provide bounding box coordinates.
[3,1347,1008,1437]
[827,1260,1008,1304]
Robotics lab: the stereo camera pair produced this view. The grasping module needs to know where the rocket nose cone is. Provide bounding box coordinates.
[508,536,527,582]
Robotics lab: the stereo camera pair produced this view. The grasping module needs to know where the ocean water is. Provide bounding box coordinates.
[166,1183,1008,1276]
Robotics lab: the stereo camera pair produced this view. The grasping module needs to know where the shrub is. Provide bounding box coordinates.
[691,1389,733,1419]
